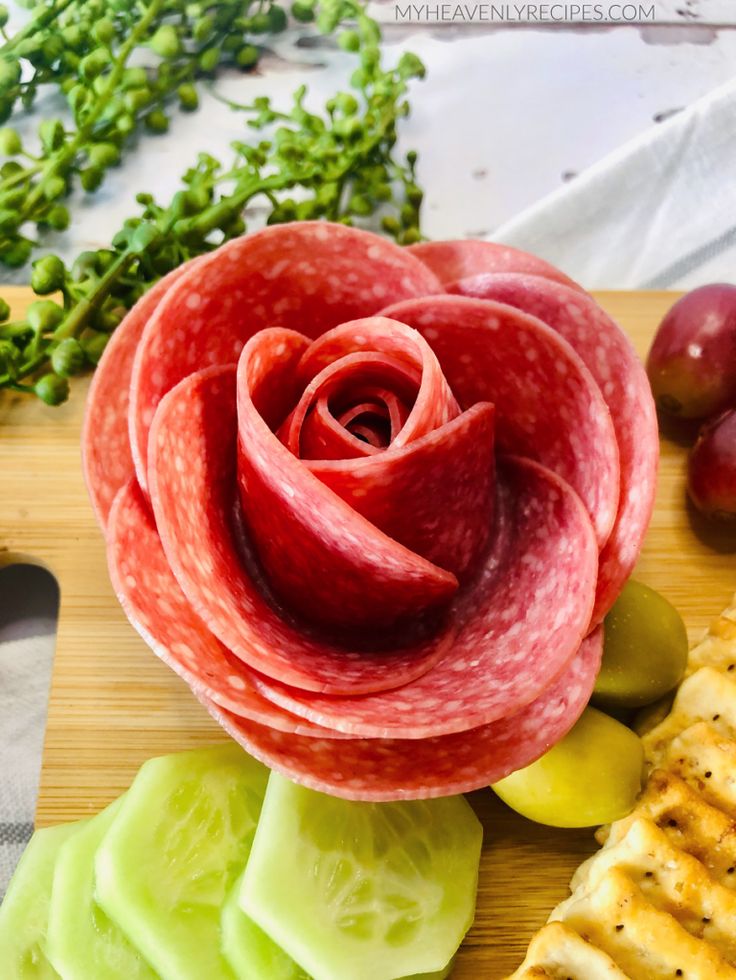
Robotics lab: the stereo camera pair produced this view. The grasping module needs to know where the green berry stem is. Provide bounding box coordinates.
[0,0,427,402]
[0,0,77,55]
[14,0,165,223]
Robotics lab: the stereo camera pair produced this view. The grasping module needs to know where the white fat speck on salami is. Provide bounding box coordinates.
[105,477,350,737]
[82,263,200,530]
[447,272,658,624]
[381,294,620,550]
[252,455,598,738]
[147,362,456,696]
[128,222,441,495]
[199,628,602,801]
[408,239,582,292]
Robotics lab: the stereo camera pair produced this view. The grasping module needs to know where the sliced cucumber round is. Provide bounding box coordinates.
[95,744,269,980]
[0,821,83,979]
[222,870,310,979]
[241,773,482,980]
[46,797,156,979]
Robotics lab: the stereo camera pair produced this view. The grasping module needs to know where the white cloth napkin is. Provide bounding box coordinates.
[491,76,736,290]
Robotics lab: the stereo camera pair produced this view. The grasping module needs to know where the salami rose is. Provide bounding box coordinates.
[84,222,656,801]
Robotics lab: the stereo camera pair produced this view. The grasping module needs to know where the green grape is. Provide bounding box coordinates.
[149,24,181,59]
[51,338,85,377]
[144,109,169,134]
[0,127,22,155]
[236,44,259,69]
[38,119,64,153]
[492,707,645,828]
[594,579,688,710]
[292,0,315,21]
[31,255,66,294]
[177,83,199,111]
[44,204,70,230]
[34,372,70,405]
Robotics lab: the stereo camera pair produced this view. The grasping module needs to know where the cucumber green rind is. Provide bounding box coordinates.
[95,744,269,980]
[222,870,310,980]
[0,821,84,979]
[46,796,157,979]
[241,773,482,980]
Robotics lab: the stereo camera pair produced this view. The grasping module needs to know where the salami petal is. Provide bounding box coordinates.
[147,362,455,696]
[280,353,422,459]
[447,272,658,623]
[253,455,598,738]
[408,240,581,292]
[294,317,460,448]
[236,329,458,632]
[130,222,441,494]
[381,295,620,550]
[82,263,200,530]
[202,628,603,801]
[308,403,495,579]
[106,477,345,737]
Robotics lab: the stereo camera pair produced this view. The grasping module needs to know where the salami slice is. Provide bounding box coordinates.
[381,295,620,550]
[408,240,581,292]
[129,222,441,495]
[202,628,603,801]
[82,263,200,530]
[236,329,458,633]
[253,455,598,738]
[307,403,496,580]
[147,363,456,696]
[446,272,658,623]
[106,478,348,737]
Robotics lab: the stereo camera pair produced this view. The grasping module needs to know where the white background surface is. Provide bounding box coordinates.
[2,2,736,264]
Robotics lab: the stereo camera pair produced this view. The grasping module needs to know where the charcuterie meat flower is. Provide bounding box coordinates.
[83,222,657,801]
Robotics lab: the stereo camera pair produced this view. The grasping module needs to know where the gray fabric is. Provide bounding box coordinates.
[0,565,58,898]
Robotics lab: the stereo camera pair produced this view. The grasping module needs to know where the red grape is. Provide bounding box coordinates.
[687,409,736,520]
[647,284,736,419]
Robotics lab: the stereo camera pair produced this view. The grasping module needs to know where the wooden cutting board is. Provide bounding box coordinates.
[1,286,735,978]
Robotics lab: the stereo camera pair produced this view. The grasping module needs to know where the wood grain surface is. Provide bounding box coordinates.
[1,287,735,978]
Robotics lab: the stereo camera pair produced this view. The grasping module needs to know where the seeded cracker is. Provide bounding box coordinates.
[508,594,736,978]
[564,817,736,963]
[595,770,736,889]
[553,868,736,979]
[508,921,630,979]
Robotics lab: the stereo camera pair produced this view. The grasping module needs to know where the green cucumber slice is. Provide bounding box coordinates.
[95,744,268,980]
[0,821,83,979]
[222,870,310,979]
[46,796,157,979]
[241,773,482,980]
[223,871,455,980]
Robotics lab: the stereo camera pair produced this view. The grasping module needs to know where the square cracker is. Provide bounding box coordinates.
[596,769,736,889]
[686,597,736,677]
[565,816,736,964]
[507,921,631,979]
[642,667,736,768]
[665,722,736,817]
[553,867,736,979]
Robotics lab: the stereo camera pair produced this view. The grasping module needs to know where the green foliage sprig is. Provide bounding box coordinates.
[0,0,292,267]
[0,0,426,404]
